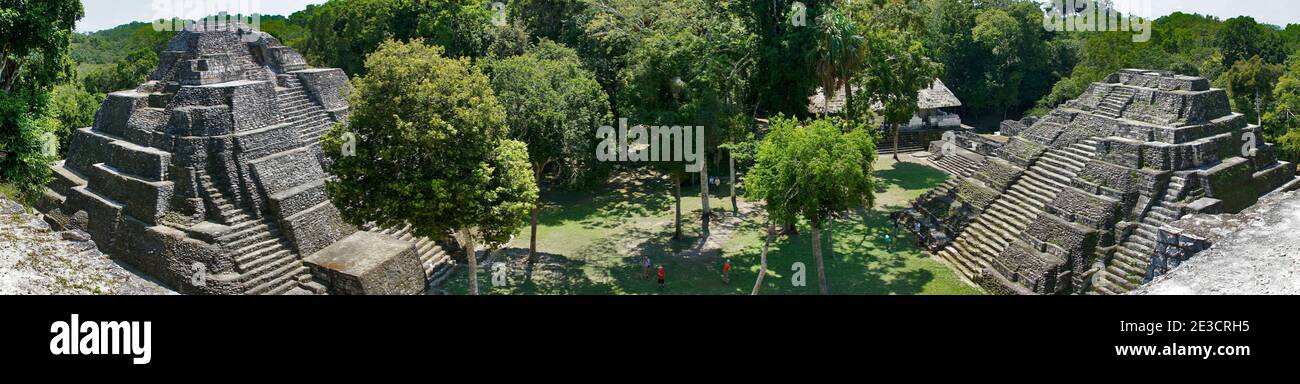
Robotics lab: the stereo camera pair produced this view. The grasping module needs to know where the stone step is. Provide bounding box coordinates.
[248,265,309,295]
[1101,270,1137,291]
[235,240,287,264]
[1009,183,1054,206]
[989,200,1032,227]
[1003,188,1047,212]
[1092,280,1118,295]
[228,228,277,250]
[219,222,271,242]
[1041,151,1085,170]
[244,259,305,294]
[239,249,292,273]
[1110,250,1148,276]
[301,280,328,295]
[941,247,979,279]
[1029,163,1074,185]
[965,224,1010,250]
[981,209,1027,237]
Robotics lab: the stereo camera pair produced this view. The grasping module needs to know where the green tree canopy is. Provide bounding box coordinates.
[301,0,494,76]
[322,40,537,294]
[745,115,875,294]
[0,0,83,201]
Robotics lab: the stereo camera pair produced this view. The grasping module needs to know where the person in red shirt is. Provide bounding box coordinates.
[656,265,666,289]
[722,259,732,285]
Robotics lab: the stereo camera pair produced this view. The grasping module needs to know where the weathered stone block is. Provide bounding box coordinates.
[94,91,150,137]
[296,68,351,112]
[269,179,327,219]
[282,202,355,257]
[304,231,424,295]
[236,122,300,161]
[87,163,174,225]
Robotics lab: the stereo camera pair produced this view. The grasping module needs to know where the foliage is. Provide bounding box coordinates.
[82,47,158,94]
[46,83,103,155]
[1220,55,1285,125]
[69,22,172,66]
[1216,16,1287,67]
[300,0,493,76]
[1265,58,1300,162]
[485,39,612,184]
[0,0,83,202]
[857,29,942,127]
[322,39,536,247]
[745,115,876,226]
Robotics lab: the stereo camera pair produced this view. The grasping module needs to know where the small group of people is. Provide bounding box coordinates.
[641,256,734,289]
[642,256,665,288]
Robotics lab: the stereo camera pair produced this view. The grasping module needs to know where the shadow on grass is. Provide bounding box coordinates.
[874,161,949,193]
[724,208,935,295]
[537,173,674,231]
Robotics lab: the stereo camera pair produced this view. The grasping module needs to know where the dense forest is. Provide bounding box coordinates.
[7,0,1300,201]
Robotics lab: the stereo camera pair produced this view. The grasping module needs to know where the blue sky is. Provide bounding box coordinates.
[76,0,1300,33]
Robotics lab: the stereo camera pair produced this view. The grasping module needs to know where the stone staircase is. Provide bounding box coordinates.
[1090,174,1186,295]
[277,75,335,145]
[197,169,322,295]
[369,224,457,283]
[937,139,1098,279]
[1096,86,1136,118]
[930,151,983,178]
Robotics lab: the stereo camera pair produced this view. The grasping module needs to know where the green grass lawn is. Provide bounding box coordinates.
[442,156,982,295]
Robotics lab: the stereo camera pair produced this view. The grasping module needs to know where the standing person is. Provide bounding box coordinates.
[885,233,894,252]
[656,265,666,289]
[642,256,652,279]
[721,259,732,285]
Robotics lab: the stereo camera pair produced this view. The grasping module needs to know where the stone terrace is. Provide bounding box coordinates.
[906,69,1295,295]
[39,22,454,295]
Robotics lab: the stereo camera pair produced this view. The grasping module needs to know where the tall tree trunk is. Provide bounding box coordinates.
[751,221,775,295]
[457,229,480,295]
[700,152,710,234]
[845,83,855,124]
[529,163,544,263]
[674,177,682,239]
[826,216,834,260]
[892,123,901,161]
[811,223,828,295]
[729,152,737,213]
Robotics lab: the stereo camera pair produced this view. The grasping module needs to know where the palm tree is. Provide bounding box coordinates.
[815,6,865,122]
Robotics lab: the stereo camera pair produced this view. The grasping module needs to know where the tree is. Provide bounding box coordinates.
[322,40,537,295]
[751,0,824,117]
[602,0,755,237]
[745,116,876,294]
[1221,55,1285,126]
[47,84,103,156]
[486,39,611,262]
[971,8,1022,120]
[1216,16,1286,67]
[856,29,941,160]
[1265,58,1300,162]
[301,0,494,76]
[0,0,82,201]
[814,5,864,122]
[82,47,158,95]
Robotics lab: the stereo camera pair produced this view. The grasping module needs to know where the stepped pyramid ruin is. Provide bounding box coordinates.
[907,69,1296,295]
[38,22,456,295]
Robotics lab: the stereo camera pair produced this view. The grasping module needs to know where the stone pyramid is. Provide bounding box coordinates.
[39,22,454,295]
[910,69,1295,295]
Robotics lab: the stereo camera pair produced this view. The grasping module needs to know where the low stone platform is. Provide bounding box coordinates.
[304,231,424,295]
